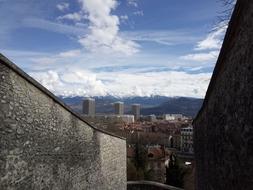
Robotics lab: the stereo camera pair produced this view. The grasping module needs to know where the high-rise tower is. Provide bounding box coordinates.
[114,102,124,115]
[132,104,140,121]
[83,98,95,116]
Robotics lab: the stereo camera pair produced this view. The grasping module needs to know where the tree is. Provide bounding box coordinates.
[129,142,155,180]
[134,143,148,170]
[216,0,236,28]
[127,160,138,180]
[165,154,186,188]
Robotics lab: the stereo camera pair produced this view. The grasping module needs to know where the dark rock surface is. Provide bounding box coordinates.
[193,0,253,189]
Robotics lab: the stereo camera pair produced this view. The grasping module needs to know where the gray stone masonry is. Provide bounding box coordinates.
[0,54,126,190]
[193,0,253,189]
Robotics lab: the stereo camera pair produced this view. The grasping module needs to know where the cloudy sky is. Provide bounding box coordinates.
[0,0,229,98]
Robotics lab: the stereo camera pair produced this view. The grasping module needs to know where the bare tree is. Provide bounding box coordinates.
[210,0,236,33]
[217,0,236,26]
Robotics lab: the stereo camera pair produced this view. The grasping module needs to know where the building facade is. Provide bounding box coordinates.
[132,104,141,121]
[163,114,184,121]
[181,126,194,154]
[114,102,124,115]
[83,98,95,116]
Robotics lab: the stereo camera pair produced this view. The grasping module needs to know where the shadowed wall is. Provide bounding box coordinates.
[194,0,253,189]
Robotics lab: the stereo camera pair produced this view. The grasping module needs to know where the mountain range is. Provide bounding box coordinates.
[60,96,203,118]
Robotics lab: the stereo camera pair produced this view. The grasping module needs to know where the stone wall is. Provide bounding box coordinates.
[0,54,126,190]
[127,181,183,190]
[193,0,253,189]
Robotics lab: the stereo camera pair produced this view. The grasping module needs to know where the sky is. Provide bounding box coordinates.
[0,0,230,98]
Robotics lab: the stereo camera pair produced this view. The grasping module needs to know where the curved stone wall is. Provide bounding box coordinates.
[0,54,126,190]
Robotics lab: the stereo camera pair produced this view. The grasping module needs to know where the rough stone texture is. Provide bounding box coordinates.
[0,55,126,190]
[193,1,253,190]
[127,181,183,190]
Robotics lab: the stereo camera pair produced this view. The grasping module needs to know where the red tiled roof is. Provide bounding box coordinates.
[127,147,135,158]
[148,147,164,159]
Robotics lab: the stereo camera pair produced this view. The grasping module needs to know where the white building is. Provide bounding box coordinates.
[88,114,135,124]
[140,115,157,122]
[180,126,194,154]
[163,114,185,121]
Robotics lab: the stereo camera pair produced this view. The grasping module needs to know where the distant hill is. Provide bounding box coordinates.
[141,97,203,117]
[59,96,203,118]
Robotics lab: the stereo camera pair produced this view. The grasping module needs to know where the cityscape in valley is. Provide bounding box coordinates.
[70,97,195,187]
[2,0,253,190]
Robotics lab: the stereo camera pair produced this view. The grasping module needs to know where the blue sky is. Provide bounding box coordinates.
[0,0,229,98]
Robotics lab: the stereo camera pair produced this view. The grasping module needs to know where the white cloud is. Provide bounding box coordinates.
[2,48,212,98]
[128,0,138,7]
[120,15,128,22]
[29,68,211,98]
[133,10,143,16]
[180,23,227,64]
[56,2,69,12]
[30,70,63,92]
[58,49,81,57]
[22,18,87,36]
[194,25,227,51]
[29,57,58,65]
[30,69,108,97]
[57,12,85,22]
[77,0,139,55]
[121,30,199,46]
[16,0,140,56]
[180,51,219,62]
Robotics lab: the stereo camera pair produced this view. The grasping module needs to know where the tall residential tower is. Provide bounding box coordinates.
[132,104,140,121]
[83,98,95,116]
[114,102,124,115]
